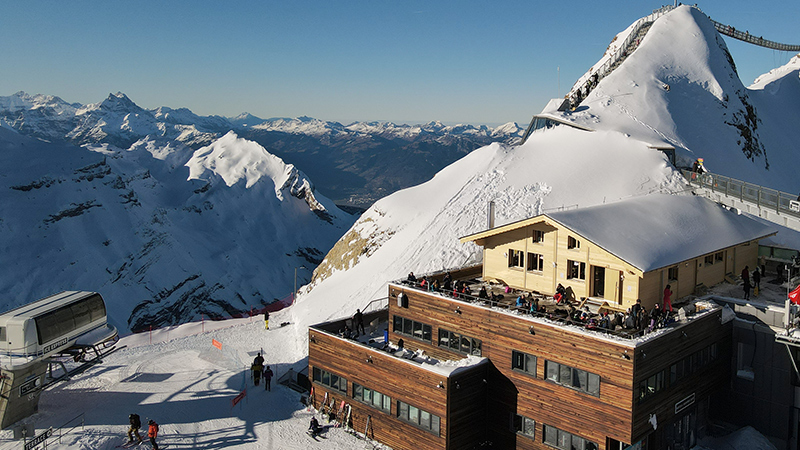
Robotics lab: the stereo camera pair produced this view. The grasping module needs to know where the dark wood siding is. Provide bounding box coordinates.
[631,309,732,443]
[389,285,637,446]
[309,328,488,450]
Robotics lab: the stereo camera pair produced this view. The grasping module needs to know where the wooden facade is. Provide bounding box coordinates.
[309,280,731,449]
[308,317,488,450]
[462,215,762,312]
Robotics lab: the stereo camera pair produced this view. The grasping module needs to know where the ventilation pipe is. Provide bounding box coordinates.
[488,201,495,229]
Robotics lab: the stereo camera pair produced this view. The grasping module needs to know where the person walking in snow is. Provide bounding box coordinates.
[127,413,143,445]
[741,266,751,300]
[147,419,159,450]
[263,365,274,391]
[264,310,269,330]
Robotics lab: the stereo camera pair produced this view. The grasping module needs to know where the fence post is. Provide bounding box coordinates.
[149,325,152,345]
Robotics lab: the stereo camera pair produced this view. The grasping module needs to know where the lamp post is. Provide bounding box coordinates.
[294,266,308,303]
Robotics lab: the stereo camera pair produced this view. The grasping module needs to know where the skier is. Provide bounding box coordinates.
[309,416,322,437]
[264,310,269,330]
[147,419,159,450]
[263,365,274,391]
[127,413,143,445]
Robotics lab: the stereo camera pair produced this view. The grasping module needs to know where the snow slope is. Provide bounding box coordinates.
[0,308,378,450]
[0,127,353,332]
[555,6,800,194]
[293,6,800,338]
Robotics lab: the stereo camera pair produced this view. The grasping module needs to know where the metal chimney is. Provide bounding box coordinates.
[488,201,495,229]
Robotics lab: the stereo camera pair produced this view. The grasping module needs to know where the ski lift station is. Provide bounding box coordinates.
[0,291,118,429]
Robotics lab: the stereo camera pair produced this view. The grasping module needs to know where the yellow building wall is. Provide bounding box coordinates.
[481,221,641,309]
[479,221,766,312]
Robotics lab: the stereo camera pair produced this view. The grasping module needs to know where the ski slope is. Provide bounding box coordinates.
[0,308,380,450]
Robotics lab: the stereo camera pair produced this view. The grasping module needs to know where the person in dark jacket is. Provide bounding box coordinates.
[264,310,270,330]
[148,420,159,450]
[353,309,365,335]
[263,365,274,391]
[127,413,143,444]
[752,267,761,295]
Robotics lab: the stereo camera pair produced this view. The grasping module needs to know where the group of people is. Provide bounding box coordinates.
[251,352,274,391]
[339,308,366,339]
[127,413,159,449]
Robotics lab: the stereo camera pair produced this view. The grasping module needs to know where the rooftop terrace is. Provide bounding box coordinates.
[392,267,723,348]
[309,307,488,376]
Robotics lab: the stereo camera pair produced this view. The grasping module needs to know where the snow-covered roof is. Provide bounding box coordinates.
[549,194,777,271]
[466,194,778,272]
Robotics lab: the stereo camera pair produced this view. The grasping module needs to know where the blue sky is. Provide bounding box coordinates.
[2,1,797,126]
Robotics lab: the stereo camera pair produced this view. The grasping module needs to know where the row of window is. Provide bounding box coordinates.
[393,315,432,343]
[313,371,441,436]
[544,424,598,450]
[545,360,601,397]
[398,400,441,434]
[312,367,347,393]
[511,414,598,450]
[439,329,482,356]
[393,315,483,356]
[353,382,391,413]
[513,350,601,398]
[638,342,719,402]
[703,251,725,266]
[508,250,545,272]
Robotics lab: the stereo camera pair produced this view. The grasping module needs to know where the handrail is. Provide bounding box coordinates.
[35,412,84,448]
[360,297,389,314]
[394,279,652,340]
[711,20,800,52]
[681,169,800,219]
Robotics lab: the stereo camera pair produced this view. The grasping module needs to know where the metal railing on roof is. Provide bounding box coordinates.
[394,278,652,340]
[681,169,800,219]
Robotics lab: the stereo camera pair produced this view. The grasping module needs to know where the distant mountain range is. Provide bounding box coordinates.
[0,92,524,207]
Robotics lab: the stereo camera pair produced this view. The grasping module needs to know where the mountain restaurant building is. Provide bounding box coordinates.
[308,194,776,450]
[461,194,776,313]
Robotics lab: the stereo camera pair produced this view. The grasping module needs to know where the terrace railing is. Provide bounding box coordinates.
[394,277,652,340]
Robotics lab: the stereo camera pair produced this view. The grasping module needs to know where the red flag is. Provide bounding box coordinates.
[212,339,222,350]
[789,285,800,305]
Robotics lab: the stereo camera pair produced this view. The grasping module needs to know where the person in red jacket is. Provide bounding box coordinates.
[663,284,674,313]
[148,419,159,450]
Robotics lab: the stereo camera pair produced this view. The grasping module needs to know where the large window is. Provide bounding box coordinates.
[527,253,544,272]
[511,413,535,438]
[545,360,600,397]
[509,249,524,268]
[312,367,347,393]
[567,260,586,280]
[393,315,432,343]
[397,400,440,435]
[544,424,597,450]
[512,350,536,377]
[439,329,481,356]
[35,293,106,345]
[353,383,391,413]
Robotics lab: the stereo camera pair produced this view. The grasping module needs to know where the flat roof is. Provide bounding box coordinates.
[310,311,488,376]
